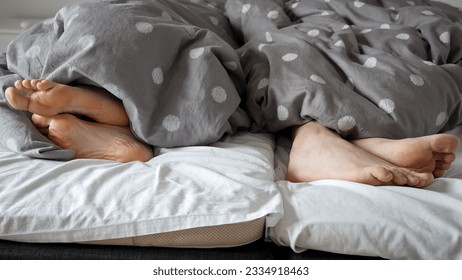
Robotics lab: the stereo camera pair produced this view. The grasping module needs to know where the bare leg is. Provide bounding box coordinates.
[5,79,129,126]
[352,135,459,178]
[286,122,434,188]
[32,114,153,162]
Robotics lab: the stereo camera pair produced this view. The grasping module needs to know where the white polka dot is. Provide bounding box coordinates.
[307,29,320,37]
[396,33,410,40]
[211,86,227,103]
[25,45,41,59]
[380,23,390,29]
[78,34,95,49]
[210,16,219,26]
[267,10,279,19]
[189,47,205,59]
[406,1,415,5]
[360,28,372,34]
[363,57,377,68]
[161,11,172,20]
[6,138,17,151]
[325,0,331,2]
[277,105,289,121]
[282,53,298,62]
[162,115,181,132]
[379,99,395,114]
[292,2,300,8]
[321,11,331,16]
[439,31,450,44]
[258,43,267,51]
[265,31,273,42]
[224,61,238,71]
[423,60,436,66]
[338,116,356,132]
[334,39,345,48]
[421,10,434,16]
[354,1,365,8]
[152,67,164,85]
[258,78,269,89]
[435,112,447,127]
[310,74,326,84]
[241,4,251,13]
[410,74,424,86]
[136,22,153,34]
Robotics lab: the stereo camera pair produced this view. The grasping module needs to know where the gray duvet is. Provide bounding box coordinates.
[1,0,462,160]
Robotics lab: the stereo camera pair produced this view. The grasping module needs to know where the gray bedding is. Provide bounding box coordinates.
[1,0,462,160]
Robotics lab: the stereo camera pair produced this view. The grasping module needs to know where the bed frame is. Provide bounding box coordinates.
[0,239,383,260]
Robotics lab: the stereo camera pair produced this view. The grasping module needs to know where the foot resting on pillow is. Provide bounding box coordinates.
[31,113,153,162]
[353,134,459,178]
[5,79,153,162]
[286,122,459,188]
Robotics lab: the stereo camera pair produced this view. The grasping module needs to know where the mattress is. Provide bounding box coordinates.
[1,126,462,259]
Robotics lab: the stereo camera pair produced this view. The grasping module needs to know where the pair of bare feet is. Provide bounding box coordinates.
[5,79,153,163]
[5,79,460,187]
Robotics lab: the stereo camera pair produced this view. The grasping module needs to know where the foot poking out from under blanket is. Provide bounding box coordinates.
[5,79,153,163]
[31,113,153,162]
[286,122,440,188]
[5,79,129,126]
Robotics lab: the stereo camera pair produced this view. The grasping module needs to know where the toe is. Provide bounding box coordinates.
[369,166,394,184]
[435,160,452,171]
[434,152,456,164]
[36,79,58,91]
[14,80,35,95]
[5,87,30,110]
[433,169,445,178]
[414,172,434,188]
[21,79,34,89]
[31,114,51,128]
[389,169,408,185]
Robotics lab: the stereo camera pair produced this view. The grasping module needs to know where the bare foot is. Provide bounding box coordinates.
[353,134,460,178]
[286,122,434,188]
[31,113,153,162]
[5,79,129,126]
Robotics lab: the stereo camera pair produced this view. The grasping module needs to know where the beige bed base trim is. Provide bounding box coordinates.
[82,218,266,248]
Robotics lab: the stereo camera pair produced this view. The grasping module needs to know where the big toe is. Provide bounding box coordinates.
[5,87,30,110]
[432,134,460,153]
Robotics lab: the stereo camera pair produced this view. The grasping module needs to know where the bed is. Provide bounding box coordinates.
[1,0,462,260]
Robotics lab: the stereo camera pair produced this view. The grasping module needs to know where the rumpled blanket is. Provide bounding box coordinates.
[1,0,462,160]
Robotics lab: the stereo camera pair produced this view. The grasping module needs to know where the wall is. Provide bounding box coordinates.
[1,0,460,19]
[0,0,85,19]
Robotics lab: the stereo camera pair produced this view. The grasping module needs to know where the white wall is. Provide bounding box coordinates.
[0,0,460,19]
[0,0,85,19]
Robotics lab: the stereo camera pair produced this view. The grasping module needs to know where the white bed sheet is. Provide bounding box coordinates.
[269,125,462,259]
[0,132,283,243]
